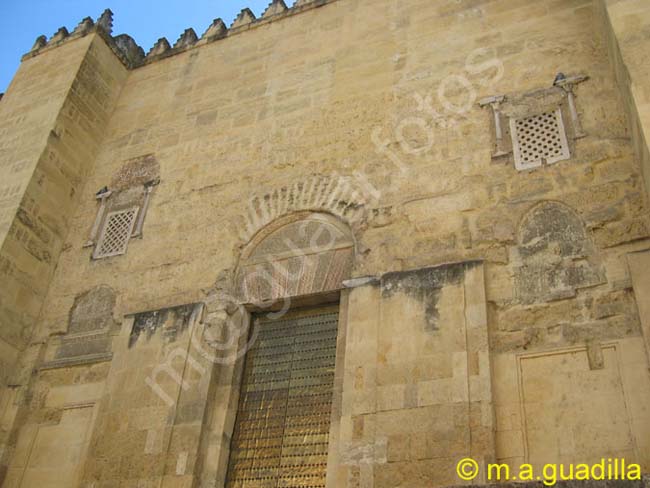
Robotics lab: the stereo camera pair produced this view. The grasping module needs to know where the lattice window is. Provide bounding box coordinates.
[93,207,138,259]
[509,108,570,171]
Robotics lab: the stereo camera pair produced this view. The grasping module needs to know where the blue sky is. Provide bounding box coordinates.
[0,0,278,93]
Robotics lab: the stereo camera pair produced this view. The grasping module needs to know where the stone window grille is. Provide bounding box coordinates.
[85,182,156,259]
[93,207,139,259]
[479,74,588,171]
[510,109,570,171]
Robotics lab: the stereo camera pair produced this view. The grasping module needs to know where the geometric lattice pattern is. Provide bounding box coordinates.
[510,108,570,171]
[93,207,138,259]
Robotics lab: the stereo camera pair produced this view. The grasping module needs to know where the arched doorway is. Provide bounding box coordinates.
[235,211,355,305]
[226,212,355,488]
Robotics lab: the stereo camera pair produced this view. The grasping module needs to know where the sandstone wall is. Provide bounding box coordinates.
[329,263,492,487]
[0,32,128,480]
[598,0,650,200]
[0,35,94,390]
[0,0,649,487]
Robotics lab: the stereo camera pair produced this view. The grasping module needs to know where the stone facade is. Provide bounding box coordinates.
[0,0,650,487]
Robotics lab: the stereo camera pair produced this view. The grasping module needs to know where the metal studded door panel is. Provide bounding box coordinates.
[226,307,339,488]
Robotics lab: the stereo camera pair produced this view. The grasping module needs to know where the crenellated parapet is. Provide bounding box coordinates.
[23,0,337,70]
[22,9,144,68]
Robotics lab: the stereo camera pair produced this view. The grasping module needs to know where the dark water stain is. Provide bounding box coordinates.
[129,304,196,348]
[381,261,480,332]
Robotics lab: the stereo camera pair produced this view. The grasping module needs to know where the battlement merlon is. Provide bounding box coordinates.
[21,0,337,69]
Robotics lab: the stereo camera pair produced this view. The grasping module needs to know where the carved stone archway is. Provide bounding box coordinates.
[235,211,355,303]
[234,174,368,246]
[513,201,604,304]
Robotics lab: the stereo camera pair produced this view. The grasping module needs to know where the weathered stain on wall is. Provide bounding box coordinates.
[0,0,649,486]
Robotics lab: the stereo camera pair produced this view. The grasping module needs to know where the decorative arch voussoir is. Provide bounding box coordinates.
[234,174,368,249]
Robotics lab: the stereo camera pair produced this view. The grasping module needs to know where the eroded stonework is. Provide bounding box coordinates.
[1,0,650,487]
[514,202,605,304]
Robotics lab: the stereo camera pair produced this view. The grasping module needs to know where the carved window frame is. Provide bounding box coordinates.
[85,182,156,259]
[479,75,588,172]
